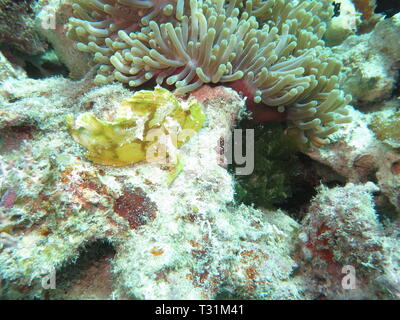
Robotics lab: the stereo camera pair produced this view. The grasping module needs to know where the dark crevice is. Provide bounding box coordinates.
[46,239,116,300]
[375,0,400,18]
[1,46,69,79]
[229,120,345,222]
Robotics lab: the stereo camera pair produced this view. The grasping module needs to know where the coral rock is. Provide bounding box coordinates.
[295,182,399,299]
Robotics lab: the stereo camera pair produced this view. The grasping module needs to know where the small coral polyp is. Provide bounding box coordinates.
[66,87,205,166]
[67,0,352,147]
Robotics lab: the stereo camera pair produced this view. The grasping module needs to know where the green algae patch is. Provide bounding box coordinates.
[369,110,400,149]
[166,155,184,185]
[231,122,303,209]
[66,87,205,166]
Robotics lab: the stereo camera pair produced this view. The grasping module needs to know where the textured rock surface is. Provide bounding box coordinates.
[294,182,399,299]
[324,0,359,46]
[333,13,400,105]
[35,0,92,79]
[0,79,302,299]
[0,52,27,81]
[306,107,382,182]
[376,151,400,214]
[0,0,47,55]
[306,104,400,215]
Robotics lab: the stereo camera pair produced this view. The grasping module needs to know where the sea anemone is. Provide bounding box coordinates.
[67,0,352,147]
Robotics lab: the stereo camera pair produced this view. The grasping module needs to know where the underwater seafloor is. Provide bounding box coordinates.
[0,0,399,300]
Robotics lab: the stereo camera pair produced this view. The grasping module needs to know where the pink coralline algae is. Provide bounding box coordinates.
[0,189,17,209]
[113,188,158,230]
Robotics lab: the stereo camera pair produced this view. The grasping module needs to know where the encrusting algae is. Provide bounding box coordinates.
[66,87,205,166]
[369,109,400,149]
